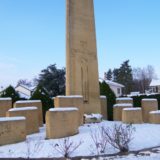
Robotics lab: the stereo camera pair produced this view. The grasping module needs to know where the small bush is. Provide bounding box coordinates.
[100,81,116,120]
[103,124,135,153]
[53,137,83,158]
[90,126,108,155]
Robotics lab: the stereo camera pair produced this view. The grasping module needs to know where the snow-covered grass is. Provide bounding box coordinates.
[0,121,160,158]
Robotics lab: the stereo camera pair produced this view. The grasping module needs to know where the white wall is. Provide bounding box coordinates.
[15,86,31,97]
[109,85,122,97]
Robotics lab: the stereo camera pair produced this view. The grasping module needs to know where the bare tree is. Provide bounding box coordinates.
[103,124,135,153]
[53,137,83,158]
[17,79,33,87]
[132,65,157,93]
[90,126,108,155]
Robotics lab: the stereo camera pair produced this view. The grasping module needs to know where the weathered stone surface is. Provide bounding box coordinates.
[116,97,133,105]
[122,108,143,124]
[149,111,160,124]
[141,99,158,123]
[14,100,43,126]
[0,98,12,117]
[0,117,26,146]
[46,108,79,139]
[113,103,133,121]
[54,95,84,125]
[7,107,39,134]
[66,0,101,114]
[100,96,107,119]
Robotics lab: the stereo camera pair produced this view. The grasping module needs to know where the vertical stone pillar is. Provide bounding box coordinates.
[66,0,101,114]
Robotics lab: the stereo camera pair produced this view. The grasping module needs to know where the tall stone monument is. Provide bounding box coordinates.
[66,0,101,114]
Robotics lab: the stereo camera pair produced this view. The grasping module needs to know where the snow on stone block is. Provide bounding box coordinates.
[113,103,133,121]
[54,95,84,126]
[0,97,12,101]
[0,116,26,122]
[141,99,158,123]
[100,96,107,119]
[46,108,79,139]
[0,117,26,146]
[56,95,83,98]
[9,106,38,112]
[113,103,133,108]
[122,107,143,124]
[84,114,103,123]
[149,110,160,124]
[142,98,157,101]
[123,107,141,111]
[7,107,39,135]
[116,97,133,105]
[49,107,78,112]
[14,100,43,127]
[0,97,12,117]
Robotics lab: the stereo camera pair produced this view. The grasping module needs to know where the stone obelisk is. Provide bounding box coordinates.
[66,0,101,114]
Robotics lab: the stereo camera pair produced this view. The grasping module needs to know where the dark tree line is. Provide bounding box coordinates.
[105,60,156,94]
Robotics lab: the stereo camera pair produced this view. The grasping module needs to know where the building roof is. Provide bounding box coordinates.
[150,79,160,87]
[99,78,125,88]
[15,84,35,91]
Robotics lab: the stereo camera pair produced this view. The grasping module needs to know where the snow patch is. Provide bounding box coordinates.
[142,99,157,101]
[49,107,78,112]
[123,107,141,111]
[100,96,106,99]
[0,97,12,101]
[116,97,133,101]
[114,103,133,107]
[56,95,83,98]
[150,110,160,114]
[16,100,41,103]
[9,107,38,112]
[0,117,26,122]
[84,113,103,119]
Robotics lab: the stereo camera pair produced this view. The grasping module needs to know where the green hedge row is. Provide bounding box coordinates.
[132,94,160,109]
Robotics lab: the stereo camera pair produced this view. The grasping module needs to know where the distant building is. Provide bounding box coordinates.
[100,78,125,97]
[15,84,35,99]
[149,79,160,93]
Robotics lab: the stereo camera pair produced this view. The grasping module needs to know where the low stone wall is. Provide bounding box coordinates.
[122,108,143,124]
[149,111,160,124]
[113,103,133,121]
[100,96,107,119]
[0,98,12,117]
[46,108,79,139]
[141,99,158,123]
[54,96,84,125]
[14,100,43,126]
[7,107,39,135]
[116,97,133,105]
[84,114,102,123]
[0,117,26,146]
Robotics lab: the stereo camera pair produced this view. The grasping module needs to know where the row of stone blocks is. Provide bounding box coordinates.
[0,98,43,126]
[0,98,43,146]
[113,98,160,124]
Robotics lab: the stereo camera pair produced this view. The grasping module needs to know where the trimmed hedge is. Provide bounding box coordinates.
[132,94,160,109]
[30,85,54,123]
[100,81,116,120]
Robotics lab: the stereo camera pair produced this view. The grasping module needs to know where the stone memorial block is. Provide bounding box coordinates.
[100,96,107,119]
[149,110,160,124]
[113,103,133,121]
[0,117,26,146]
[0,97,12,117]
[54,95,84,125]
[46,108,79,139]
[122,108,143,124]
[116,97,133,105]
[7,107,39,134]
[141,99,158,123]
[14,100,43,126]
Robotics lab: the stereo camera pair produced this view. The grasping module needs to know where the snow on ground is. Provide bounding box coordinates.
[0,121,160,158]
